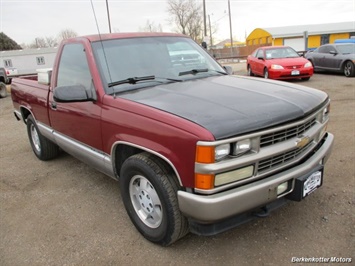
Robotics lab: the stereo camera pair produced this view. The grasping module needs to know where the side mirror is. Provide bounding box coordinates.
[223,66,233,75]
[329,50,337,55]
[257,57,264,60]
[201,41,207,49]
[53,85,96,103]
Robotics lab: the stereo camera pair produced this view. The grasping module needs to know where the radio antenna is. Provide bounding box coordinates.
[90,0,113,87]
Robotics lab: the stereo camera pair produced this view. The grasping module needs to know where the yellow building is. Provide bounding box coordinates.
[246,21,355,51]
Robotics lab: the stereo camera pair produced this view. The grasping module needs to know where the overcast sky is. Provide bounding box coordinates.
[1,0,354,46]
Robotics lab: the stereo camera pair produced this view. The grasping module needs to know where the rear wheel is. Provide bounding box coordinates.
[119,153,188,246]
[0,82,7,98]
[343,61,355,77]
[247,65,254,76]
[26,115,60,160]
[264,68,269,79]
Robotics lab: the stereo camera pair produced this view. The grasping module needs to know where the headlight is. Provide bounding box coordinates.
[304,61,312,68]
[215,144,230,161]
[271,64,284,69]
[322,104,330,123]
[233,139,251,156]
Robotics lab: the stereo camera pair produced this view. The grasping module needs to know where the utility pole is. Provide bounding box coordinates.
[203,0,207,37]
[106,0,112,33]
[228,0,233,57]
[208,14,213,47]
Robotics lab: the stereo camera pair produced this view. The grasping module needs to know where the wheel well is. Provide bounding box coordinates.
[0,76,5,83]
[341,60,352,71]
[113,143,180,185]
[20,107,32,124]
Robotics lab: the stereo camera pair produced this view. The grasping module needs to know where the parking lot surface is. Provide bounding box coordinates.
[1,69,354,265]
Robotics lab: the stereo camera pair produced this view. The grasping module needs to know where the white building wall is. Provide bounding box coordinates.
[0,48,57,75]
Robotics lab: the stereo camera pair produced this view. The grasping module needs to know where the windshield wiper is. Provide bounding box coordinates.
[179,68,208,76]
[108,75,155,87]
[156,77,183,82]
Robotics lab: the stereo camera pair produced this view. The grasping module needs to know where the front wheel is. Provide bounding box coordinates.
[0,82,7,98]
[264,68,269,79]
[343,61,355,77]
[247,65,254,76]
[119,153,188,246]
[26,115,60,160]
[301,77,310,81]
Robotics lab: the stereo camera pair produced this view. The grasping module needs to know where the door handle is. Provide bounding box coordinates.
[50,102,57,110]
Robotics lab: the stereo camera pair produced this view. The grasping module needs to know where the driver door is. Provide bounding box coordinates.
[48,43,103,151]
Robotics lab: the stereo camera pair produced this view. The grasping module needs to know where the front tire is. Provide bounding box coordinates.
[120,153,188,246]
[247,65,254,76]
[301,77,311,81]
[264,68,269,79]
[0,82,7,98]
[26,115,60,160]
[343,61,355,77]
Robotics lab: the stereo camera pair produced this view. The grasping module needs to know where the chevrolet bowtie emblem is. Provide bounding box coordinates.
[296,136,311,149]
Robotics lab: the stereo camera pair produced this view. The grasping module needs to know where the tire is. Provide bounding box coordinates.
[264,68,269,79]
[26,115,60,160]
[247,65,254,76]
[301,77,310,81]
[119,152,189,246]
[0,82,7,98]
[343,61,355,77]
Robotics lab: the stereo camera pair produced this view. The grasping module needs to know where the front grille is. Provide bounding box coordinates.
[258,141,313,173]
[260,118,316,148]
[285,65,302,69]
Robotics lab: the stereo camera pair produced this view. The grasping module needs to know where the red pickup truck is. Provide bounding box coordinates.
[11,33,334,246]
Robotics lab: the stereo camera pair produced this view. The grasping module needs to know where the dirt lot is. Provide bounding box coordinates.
[1,69,354,265]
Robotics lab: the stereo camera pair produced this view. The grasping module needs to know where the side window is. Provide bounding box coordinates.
[256,50,264,59]
[56,44,93,93]
[4,59,12,67]
[36,56,45,65]
[318,46,331,53]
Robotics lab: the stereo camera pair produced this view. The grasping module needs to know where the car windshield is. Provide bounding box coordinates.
[265,47,299,59]
[335,44,355,54]
[92,36,226,94]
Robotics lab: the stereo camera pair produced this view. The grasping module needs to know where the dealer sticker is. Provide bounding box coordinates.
[303,171,322,197]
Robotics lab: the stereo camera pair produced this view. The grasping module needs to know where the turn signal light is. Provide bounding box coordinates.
[195,146,215,163]
[195,173,214,189]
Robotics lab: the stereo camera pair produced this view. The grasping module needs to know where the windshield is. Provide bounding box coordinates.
[265,47,300,59]
[336,44,355,54]
[92,36,226,94]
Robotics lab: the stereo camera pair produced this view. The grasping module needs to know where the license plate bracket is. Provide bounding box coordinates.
[286,165,324,202]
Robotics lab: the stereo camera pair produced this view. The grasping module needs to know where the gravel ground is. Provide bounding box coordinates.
[0,68,354,265]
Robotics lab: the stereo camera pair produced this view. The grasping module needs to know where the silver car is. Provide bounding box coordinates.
[306,43,355,77]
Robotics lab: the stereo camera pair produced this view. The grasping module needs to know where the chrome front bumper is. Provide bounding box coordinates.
[178,133,334,223]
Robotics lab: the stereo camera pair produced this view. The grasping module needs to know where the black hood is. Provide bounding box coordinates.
[119,75,328,140]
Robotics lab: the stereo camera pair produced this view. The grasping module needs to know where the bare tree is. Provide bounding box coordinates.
[57,29,78,41]
[28,36,58,48]
[45,36,58,47]
[29,37,47,48]
[167,0,203,42]
[139,20,163,32]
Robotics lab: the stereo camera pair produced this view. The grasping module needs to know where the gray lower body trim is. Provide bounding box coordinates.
[178,133,334,223]
[37,122,115,179]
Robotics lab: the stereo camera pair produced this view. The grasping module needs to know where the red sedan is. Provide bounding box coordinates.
[247,46,313,80]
